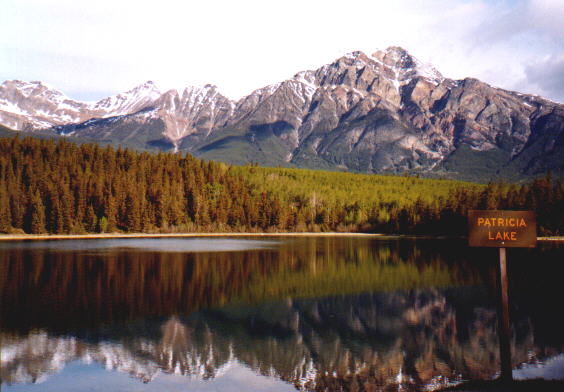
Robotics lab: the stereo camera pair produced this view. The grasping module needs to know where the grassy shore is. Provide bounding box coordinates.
[0,232,562,241]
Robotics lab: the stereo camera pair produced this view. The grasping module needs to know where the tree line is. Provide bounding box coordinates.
[0,136,562,235]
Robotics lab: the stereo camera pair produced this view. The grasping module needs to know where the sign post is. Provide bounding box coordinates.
[468,210,537,382]
[498,247,511,381]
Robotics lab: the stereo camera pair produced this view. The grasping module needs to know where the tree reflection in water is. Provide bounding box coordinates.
[1,238,563,391]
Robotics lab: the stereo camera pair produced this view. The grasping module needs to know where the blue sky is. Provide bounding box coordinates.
[1,0,562,102]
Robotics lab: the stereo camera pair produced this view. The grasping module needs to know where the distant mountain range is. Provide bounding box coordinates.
[1,47,562,182]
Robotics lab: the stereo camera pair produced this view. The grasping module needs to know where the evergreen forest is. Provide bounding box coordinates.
[0,136,562,236]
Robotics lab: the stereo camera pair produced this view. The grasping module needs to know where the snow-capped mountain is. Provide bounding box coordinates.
[91,80,162,115]
[0,80,92,130]
[0,80,166,130]
[1,47,562,181]
[0,80,234,140]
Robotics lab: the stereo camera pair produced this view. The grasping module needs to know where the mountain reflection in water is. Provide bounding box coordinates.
[1,237,563,391]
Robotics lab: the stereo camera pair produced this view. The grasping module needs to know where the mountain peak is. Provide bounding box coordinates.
[336,50,371,66]
[371,46,444,85]
[92,82,162,115]
[128,80,161,95]
[183,84,219,93]
[324,47,444,87]
[383,46,410,57]
[2,79,68,99]
[180,84,232,103]
[372,46,415,68]
[343,50,367,59]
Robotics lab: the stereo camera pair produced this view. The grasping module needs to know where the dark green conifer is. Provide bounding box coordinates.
[29,189,46,234]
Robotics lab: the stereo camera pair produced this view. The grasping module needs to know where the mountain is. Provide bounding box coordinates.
[1,47,562,181]
[0,80,160,129]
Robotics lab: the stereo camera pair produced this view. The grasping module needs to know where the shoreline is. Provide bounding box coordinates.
[0,232,562,241]
[0,232,396,241]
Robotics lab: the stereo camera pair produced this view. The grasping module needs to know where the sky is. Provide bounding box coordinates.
[1,0,563,102]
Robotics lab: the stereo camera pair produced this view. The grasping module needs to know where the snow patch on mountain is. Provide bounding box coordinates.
[91,81,161,115]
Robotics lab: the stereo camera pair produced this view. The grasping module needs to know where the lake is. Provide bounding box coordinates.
[1,236,563,391]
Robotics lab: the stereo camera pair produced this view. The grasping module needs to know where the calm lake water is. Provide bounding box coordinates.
[1,237,563,391]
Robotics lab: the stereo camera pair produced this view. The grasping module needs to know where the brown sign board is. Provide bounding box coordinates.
[468,210,536,248]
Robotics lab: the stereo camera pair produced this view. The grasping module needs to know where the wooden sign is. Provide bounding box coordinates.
[468,210,536,248]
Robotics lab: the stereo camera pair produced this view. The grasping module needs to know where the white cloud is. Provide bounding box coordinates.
[1,0,562,102]
[522,54,564,101]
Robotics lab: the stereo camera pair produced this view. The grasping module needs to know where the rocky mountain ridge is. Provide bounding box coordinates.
[1,47,562,181]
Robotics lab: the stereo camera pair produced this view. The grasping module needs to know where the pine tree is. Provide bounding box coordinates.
[84,205,98,232]
[29,189,46,234]
[124,194,141,232]
[0,186,11,233]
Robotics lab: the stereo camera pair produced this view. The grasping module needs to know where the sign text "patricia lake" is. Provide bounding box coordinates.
[468,210,536,248]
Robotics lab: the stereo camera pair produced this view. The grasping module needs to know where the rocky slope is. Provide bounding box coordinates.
[1,47,562,181]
